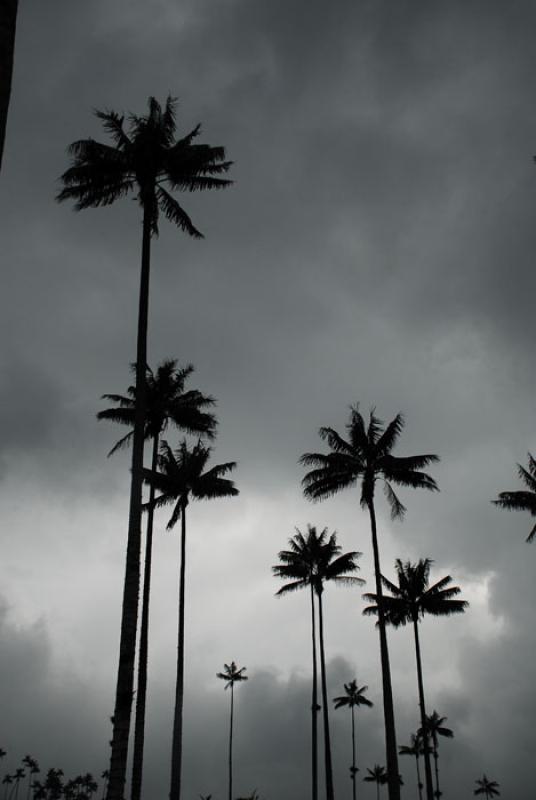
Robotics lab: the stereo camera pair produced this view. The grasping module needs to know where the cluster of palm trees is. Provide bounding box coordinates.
[0,752,105,800]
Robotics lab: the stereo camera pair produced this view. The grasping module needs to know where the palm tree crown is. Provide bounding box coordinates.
[474,774,500,797]
[333,679,373,711]
[217,662,248,689]
[300,406,439,517]
[57,96,232,235]
[98,360,217,454]
[493,453,536,542]
[420,711,453,743]
[363,559,468,626]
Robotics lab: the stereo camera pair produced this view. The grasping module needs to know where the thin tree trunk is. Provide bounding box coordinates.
[131,433,159,800]
[316,588,334,800]
[367,500,400,800]
[415,755,423,800]
[0,0,18,171]
[351,707,357,800]
[310,583,319,800]
[228,683,234,800]
[376,781,380,800]
[107,209,151,800]
[169,501,188,800]
[432,734,440,800]
[412,619,434,800]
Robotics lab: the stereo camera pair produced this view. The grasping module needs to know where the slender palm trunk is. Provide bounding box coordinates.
[316,587,334,800]
[169,501,188,800]
[131,433,159,800]
[376,781,380,800]
[432,734,440,800]
[228,683,234,800]
[107,209,151,800]
[0,0,18,171]
[367,500,400,800]
[351,707,357,800]
[412,619,434,800]
[310,583,319,800]
[415,754,423,800]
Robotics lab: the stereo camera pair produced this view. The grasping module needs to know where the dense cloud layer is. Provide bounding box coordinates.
[1,0,535,798]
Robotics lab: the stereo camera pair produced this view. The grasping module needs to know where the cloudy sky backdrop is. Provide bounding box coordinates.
[1,0,535,797]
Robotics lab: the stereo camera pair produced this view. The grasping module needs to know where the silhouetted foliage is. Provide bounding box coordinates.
[300,405,439,800]
[418,712,453,800]
[399,734,428,800]
[493,453,536,542]
[217,663,248,800]
[333,680,373,800]
[474,775,500,798]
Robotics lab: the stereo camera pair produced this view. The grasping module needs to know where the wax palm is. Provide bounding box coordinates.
[217,662,248,800]
[301,405,439,800]
[399,734,428,800]
[273,526,363,800]
[2,776,12,800]
[21,756,39,800]
[364,559,466,800]
[146,439,238,800]
[334,680,373,800]
[57,96,232,800]
[418,712,453,799]
[474,775,500,798]
[493,453,536,542]
[98,359,216,800]
[363,766,387,800]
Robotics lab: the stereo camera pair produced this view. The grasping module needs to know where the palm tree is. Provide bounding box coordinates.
[418,711,453,799]
[493,453,536,541]
[57,96,232,800]
[363,559,467,800]
[21,757,39,800]
[273,526,363,800]
[145,439,238,800]
[2,776,12,800]
[100,771,109,800]
[300,406,439,800]
[363,766,387,800]
[474,775,500,798]
[217,662,248,800]
[0,0,18,171]
[399,734,427,800]
[333,680,373,800]
[11,769,24,800]
[98,359,216,800]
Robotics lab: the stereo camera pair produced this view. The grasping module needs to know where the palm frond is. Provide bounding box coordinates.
[156,186,203,238]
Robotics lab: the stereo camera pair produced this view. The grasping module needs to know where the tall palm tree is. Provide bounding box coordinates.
[98,359,216,800]
[363,559,467,800]
[21,756,39,800]
[145,439,238,800]
[300,406,439,800]
[272,526,322,800]
[363,766,387,800]
[217,662,248,800]
[334,680,373,800]
[0,0,18,171]
[57,96,232,800]
[474,775,500,798]
[273,526,363,800]
[399,734,427,800]
[493,453,536,541]
[418,711,453,799]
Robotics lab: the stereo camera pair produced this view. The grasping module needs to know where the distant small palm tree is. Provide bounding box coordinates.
[474,774,500,798]
[21,756,39,800]
[2,775,12,800]
[363,766,387,800]
[333,680,373,800]
[100,771,109,800]
[418,712,453,800]
[399,733,427,800]
[146,440,238,800]
[217,662,248,800]
[363,559,467,800]
[493,453,536,541]
[98,359,216,800]
[58,96,232,800]
[300,405,438,800]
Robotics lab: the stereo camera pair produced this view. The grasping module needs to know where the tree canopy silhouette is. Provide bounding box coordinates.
[493,453,536,542]
[333,680,373,800]
[217,662,248,800]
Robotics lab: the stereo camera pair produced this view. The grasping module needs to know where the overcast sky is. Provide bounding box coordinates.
[1,1,535,798]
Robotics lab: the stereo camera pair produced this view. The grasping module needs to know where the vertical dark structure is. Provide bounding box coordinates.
[0,0,18,170]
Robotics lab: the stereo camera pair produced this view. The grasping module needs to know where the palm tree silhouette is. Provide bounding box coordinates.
[98,359,216,800]
[474,774,500,798]
[2,775,12,800]
[493,453,536,541]
[399,733,427,800]
[363,765,387,800]
[333,680,373,800]
[145,439,238,800]
[217,662,248,800]
[300,406,439,800]
[57,96,232,800]
[272,526,322,800]
[11,769,24,800]
[418,711,453,799]
[273,526,363,800]
[21,756,39,800]
[0,0,18,171]
[363,559,466,800]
